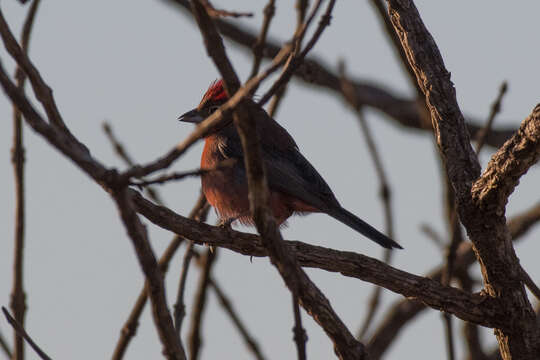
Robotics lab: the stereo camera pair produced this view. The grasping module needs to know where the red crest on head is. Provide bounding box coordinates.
[199,79,228,107]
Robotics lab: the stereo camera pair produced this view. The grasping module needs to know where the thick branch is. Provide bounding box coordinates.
[131,190,506,329]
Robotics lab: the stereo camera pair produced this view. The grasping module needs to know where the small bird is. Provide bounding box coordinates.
[179,80,402,249]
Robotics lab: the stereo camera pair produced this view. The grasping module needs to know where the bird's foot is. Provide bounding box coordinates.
[217,217,236,229]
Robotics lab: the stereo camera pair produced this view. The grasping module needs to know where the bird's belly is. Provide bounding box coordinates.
[201,168,313,225]
[201,168,251,221]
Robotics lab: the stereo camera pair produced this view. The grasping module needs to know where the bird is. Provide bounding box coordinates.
[179,80,402,249]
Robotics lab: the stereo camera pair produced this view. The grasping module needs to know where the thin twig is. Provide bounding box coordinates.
[291,292,307,360]
[266,84,287,118]
[339,62,396,340]
[0,6,76,138]
[131,159,236,188]
[476,81,508,154]
[419,224,445,249]
[1,307,51,360]
[442,312,456,360]
[174,241,196,335]
[201,0,253,18]
[10,2,42,359]
[259,0,334,106]
[188,248,217,360]
[248,0,276,82]
[189,2,366,358]
[0,329,12,359]
[457,269,489,360]
[521,265,540,302]
[368,0,424,98]
[166,0,518,149]
[113,190,186,360]
[208,277,267,360]
[102,121,165,205]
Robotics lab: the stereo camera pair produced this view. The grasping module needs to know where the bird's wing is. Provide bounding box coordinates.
[218,102,341,211]
[263,147,341,211]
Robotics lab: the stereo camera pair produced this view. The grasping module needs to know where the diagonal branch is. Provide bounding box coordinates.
[367,199,540,359]
[208,277,267,360]
[2,307,51,360]
[187,248,217,360]
[113,190,186,360]
[163,0,517,150]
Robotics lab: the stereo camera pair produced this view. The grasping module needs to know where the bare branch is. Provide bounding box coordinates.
[0,329,12,359]
[200,0,252,18]
[0,6,76,138]
[102,121,165,204]
[521,265,540,302]
[508,201,540,240]
[476,81,508,154]
[188,248,217,360]
[248,0,276,81]
[10,1,41,359]
[174,241,196,338]
[420,224,445,249]
[2,307,51,360]
[258,0,335,106]
[339,63,396,340]
[208,278,267,360]
[368,0,423,98]
[119,43,291,182]
[291,292,307,360]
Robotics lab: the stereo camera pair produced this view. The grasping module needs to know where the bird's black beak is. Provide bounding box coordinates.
[178,108,204,123]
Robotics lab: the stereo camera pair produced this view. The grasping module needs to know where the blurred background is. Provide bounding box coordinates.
[1,1,539,359]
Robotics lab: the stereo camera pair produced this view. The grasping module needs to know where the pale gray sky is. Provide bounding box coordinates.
[1,1,539,359]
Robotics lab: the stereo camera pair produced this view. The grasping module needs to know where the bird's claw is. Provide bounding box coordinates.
[218,217,236,229]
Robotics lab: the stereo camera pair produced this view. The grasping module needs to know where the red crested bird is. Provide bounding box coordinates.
[179,80,402,249]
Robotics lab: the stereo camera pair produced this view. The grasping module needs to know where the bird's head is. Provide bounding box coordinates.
[178,79,229,123]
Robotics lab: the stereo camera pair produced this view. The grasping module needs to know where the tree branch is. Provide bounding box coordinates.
[187,248,217,360]
[112,193,208,360]
[2,307,51,360]
[113,190,186,360]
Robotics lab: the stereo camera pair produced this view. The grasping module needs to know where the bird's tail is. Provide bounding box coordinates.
[328,207,402,249]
